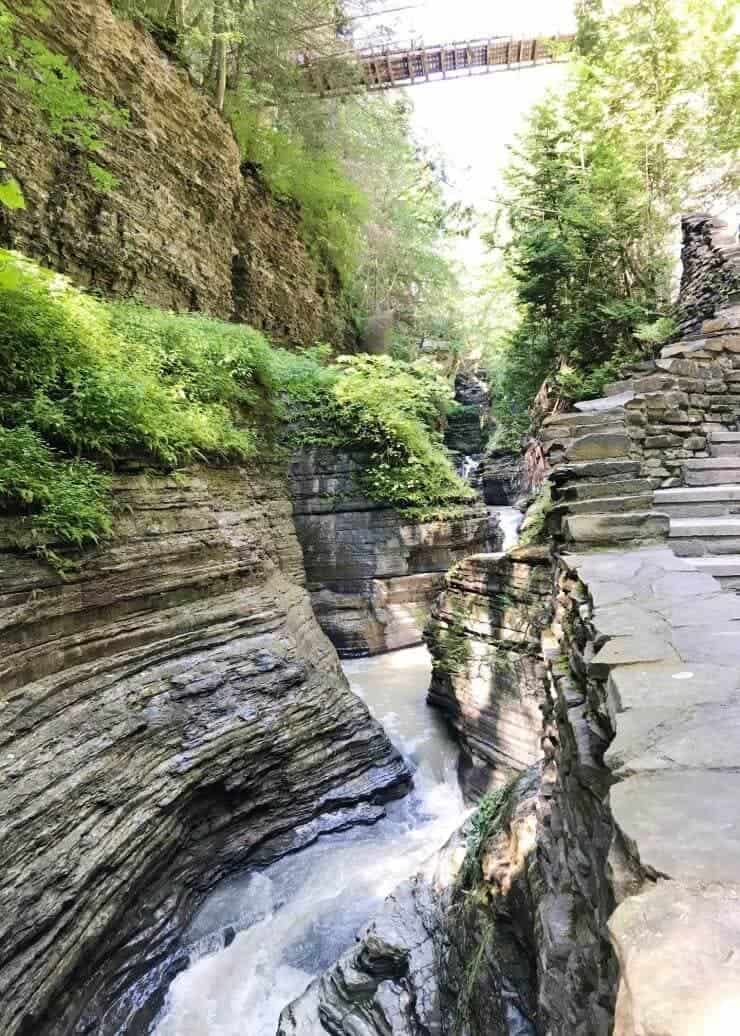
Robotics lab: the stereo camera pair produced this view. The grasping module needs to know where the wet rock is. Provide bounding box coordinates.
[277,877,447,1036]
[426,548,554,796]
[0,465,410,1036]
[481,449,524,506]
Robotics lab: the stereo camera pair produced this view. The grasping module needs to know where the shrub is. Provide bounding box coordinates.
[0,251,472,561]
[278,351,474,516]
[0,251,274,553]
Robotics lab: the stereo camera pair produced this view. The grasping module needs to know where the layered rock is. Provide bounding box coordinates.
[677,212,740,335]
[445,368,491,457]
[426,547,553,796]
[424,544,740,1036]
[0,0,348,348]
[289,448,499,656]
[0,464,409,1035]
[481,448,525,506]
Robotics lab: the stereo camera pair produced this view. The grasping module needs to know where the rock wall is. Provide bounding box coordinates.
[540,302,740,548]
[677,213,740,336]
[426,547,552,796]
[0,0,349,348]
[0,464,409,1035]
[289,448,499,656]
[481,448,525,505]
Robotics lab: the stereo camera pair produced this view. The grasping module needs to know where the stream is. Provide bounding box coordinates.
[152,505,520,1035]
[153,645,465,1036]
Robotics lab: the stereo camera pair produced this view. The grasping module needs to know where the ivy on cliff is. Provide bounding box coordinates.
[0,250,469,560]
[0,0,128,191]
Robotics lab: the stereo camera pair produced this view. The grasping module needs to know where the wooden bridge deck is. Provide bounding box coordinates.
[305,34,573,94]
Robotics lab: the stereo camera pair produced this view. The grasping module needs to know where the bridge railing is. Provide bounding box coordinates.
[302,33,574,95]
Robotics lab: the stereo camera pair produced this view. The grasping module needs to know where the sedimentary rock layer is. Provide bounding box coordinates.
[290,448,498,656]
[0,0,347,347]
[426,547,553,795]
[0,465,409,1035]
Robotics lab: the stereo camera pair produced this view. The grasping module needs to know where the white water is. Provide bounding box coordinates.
[493,506,523,552]
[153,646,464,1036]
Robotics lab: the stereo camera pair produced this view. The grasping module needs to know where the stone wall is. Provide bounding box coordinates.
[0,0,349,348]
[677,213,740,335]
[276,497,740,1036]
[540,303,740,547]
[289,448,499,656]
[0,464,409,1035]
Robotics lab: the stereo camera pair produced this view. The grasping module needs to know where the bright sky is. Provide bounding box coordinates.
[360,0,577,278]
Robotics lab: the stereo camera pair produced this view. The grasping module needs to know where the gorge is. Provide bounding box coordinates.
[1,1,739,1034]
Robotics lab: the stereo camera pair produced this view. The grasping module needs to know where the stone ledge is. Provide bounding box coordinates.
[559,546,740,1035]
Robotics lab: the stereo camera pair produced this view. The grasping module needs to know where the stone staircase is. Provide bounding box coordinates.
[654,438,740,590]
[543,301,740,575]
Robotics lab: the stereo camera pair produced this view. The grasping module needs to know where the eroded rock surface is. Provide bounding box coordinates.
[0,0,348,347]
[0,465,409,1035]
[426,547,553,796]
[290,448,498,656]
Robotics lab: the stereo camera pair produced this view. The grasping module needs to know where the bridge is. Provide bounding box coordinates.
[304,33,574,94]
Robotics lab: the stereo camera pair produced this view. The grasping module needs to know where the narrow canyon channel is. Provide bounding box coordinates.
[151,646,466,1036]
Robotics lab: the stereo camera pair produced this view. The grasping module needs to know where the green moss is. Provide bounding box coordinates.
[518,481,553,547]
[460,778,520,888]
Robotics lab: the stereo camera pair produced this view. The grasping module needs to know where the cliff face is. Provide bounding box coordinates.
[0,0,348,348]
[426,548,552,796]
[0,465,409,1035]
[289,449,499,657]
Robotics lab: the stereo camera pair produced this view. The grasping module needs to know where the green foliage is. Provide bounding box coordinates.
[278,351,473,515]
[428,612,470,674]
[0,251,470,559]
[0,151,25,209]
[87,162,120,194]
[634,315,679,347]
[0,1,128,188]
[517,482,553,548]
[0,425,112,552]
[460,779,519,887]
[480,0,740,444]
[0,250,275,552]
[230,103,367,284]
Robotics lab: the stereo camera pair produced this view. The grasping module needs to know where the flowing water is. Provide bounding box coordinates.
[494,506,523,552]
[153,646,465,1036]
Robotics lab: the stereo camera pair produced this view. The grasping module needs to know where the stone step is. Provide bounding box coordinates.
[574,390,634,413]
[709,431,740,458]
[563,510,669,544]
[670,517,740,538]
[565,431,631,462]
[654,484,740,518]
[670,516,740,557]
[684,457,740,486]
[709,431,740,442]
[685,555,740,591]
[561,478,658,502]
[551,459,641,484]
[710,442,740,457]
[553,493,655,518]
[605,374,678,397]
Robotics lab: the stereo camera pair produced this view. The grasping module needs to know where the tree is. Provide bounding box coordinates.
[482,0,740,446]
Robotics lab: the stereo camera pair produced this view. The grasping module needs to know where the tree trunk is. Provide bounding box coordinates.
[216,35,227,112]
